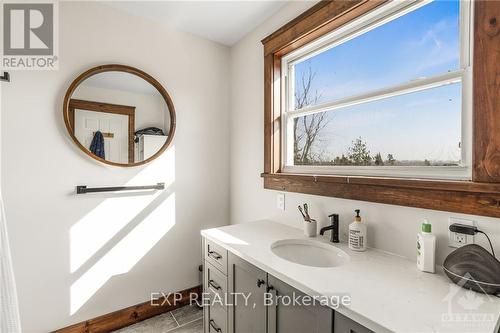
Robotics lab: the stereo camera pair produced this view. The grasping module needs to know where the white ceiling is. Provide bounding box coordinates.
[102,1,289,46]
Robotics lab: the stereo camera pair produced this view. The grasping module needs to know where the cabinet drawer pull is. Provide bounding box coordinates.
[257,279,265,288]
[209,279,222,290]
[208,250,222,260]
[209,319,222,332]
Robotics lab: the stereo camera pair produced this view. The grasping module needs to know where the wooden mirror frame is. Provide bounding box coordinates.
[63,64,176,167]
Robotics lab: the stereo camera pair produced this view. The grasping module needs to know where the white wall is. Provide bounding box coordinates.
[1,2,229,332]
[229,1,500,265]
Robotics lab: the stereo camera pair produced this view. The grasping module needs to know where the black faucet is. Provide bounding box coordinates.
[320,214,339,243]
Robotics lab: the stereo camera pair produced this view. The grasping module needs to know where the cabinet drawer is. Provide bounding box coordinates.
[205,302,227,333]
[205,238,227,275]
[334,312,374,333]
[204,260,227,298]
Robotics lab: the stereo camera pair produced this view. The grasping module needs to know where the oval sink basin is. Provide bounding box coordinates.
[271,239,349,268]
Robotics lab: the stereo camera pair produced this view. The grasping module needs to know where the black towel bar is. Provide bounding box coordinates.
[0,72,10,82]
[76,183,165,194]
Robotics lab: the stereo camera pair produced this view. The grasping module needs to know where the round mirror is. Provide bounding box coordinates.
[63,64,175,167]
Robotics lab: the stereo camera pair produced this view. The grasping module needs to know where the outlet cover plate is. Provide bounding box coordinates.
[276,193,285,211]
[448,217,475,248]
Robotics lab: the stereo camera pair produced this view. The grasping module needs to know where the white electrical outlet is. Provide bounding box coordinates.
[448,217,475,248]
[454,233,467,244]
[276,193,285,211]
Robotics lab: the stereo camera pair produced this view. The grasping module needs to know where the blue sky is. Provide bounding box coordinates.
[294,0,462,162]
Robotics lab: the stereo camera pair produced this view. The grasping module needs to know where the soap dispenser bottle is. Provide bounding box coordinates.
[417,219,436,273]
[349,209,366,251]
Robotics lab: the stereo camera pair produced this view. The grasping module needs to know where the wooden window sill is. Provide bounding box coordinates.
[262,173,500,218]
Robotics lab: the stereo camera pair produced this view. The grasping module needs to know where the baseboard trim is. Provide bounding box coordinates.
[52,285,202,333]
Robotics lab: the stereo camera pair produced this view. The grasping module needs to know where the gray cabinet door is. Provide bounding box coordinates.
[267,275,332,333]
[334,312,374,333]
[228,253,268,333]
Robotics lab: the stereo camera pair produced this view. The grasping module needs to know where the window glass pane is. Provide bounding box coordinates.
[293,83,461,166]
[293,0,460,110]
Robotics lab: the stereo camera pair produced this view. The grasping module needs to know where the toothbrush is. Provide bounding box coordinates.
[298,205,307,220]
[303,203,311,221]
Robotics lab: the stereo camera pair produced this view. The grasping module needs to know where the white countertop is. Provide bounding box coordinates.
[201,220,500,333]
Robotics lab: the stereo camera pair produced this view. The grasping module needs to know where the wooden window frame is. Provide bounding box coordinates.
[261,0,500,218]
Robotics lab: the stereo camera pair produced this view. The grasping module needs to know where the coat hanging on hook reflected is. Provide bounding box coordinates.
[89,131,105,159]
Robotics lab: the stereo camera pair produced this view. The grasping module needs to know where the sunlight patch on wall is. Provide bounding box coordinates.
[70,194,159,273]
[70,147,175,273]
[70,191,175,315]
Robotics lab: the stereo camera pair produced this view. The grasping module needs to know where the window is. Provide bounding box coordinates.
[262,0,500,218]
[281,0,472,180]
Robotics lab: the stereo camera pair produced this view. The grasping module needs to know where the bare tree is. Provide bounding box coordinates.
[294,66,329,164]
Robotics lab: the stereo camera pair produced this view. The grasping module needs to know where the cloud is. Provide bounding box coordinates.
[404,18,460,73]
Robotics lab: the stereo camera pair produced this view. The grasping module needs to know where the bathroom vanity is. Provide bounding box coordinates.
[203,239,335,333]
[201,220,500,333]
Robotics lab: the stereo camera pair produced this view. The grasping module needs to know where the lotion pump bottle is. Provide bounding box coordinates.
[349,209,367,251]
[417,219,436,273]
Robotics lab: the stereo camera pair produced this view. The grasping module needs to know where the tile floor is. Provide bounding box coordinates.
[112,305,203,333]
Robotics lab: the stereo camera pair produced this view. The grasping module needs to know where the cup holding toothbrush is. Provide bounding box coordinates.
[298,203,317,237]
[304,219,317,237]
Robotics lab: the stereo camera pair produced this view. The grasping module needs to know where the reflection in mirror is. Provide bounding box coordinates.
[67,70,172,165]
